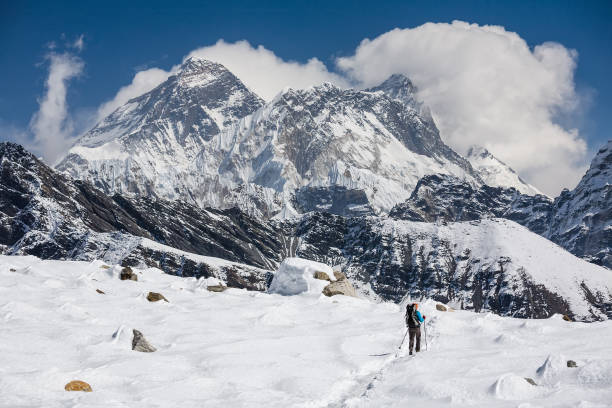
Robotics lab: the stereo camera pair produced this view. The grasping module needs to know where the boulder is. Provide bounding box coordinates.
[524,377,537,386]
[64,380,92,392]
[567,360,577,368]
[147,292,168,302]
[207,285,227,292]
[436,304,448,311]
[120,266,138,281]
[132,329,156,352]
[322,279,357,298]
[100,265,111,269]
[313,271,331,281]
[333,271,346,280]
[96,289,105,294]
[562,314,572,322]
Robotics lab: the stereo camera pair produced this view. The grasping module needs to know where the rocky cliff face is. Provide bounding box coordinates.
[549,141,612,268]
[205,81,480,217]
[389,174,553,236]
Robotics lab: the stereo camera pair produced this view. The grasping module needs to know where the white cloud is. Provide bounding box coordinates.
[93,26,589,195]
[185,40,348,100]
[336,21,588,196]
[29,52,84,164]
[71,34,85,52]
[95,39,348,122]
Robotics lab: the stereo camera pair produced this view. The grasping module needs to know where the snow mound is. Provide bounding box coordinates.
[268,257,335,296]
[490,373,542,400]
[536,354,566,383]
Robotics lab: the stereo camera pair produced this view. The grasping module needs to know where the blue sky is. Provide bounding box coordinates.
[0,0,610,194]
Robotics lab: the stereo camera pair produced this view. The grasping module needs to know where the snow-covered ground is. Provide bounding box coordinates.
[1,255,611,407]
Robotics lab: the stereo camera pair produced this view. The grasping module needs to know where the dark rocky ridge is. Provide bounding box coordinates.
[389,174,553,235]
[1,142,281,287]
[549,141,611,268]
[293,186,375,217]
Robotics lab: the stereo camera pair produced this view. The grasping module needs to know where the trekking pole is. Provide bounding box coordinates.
[398,328,409,350]
[424,321,428,351]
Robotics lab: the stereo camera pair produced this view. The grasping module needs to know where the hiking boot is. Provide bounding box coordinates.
[409,351,413,355]
[416,349,420,353]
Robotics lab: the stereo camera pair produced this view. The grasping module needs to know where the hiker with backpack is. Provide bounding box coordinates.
[405,303,426,355]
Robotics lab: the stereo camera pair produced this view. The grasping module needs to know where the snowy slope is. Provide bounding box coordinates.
[56,57,264,202]
[377,218,612,320]
[293,214,612,320]
[346,306,612,408]
[466,145,542,196]
[1,255,611,408]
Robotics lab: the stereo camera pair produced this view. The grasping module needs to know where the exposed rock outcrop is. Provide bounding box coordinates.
[322,278,357,298]
[132,329,156,352]
[120,266,137,281]
[313,271,331,281]
[146,292,168,302]
[207,285,227,293]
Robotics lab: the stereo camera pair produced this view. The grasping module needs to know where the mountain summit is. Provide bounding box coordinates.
[56,57,264,200]
[466,145,543,196]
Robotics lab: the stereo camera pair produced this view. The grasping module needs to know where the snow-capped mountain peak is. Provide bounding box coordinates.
[367,73,418,105]
[56,59,264,201]
[466,145,543,196]
[204,76,481,217]
[175,57,240,89]
[366,73,435,125]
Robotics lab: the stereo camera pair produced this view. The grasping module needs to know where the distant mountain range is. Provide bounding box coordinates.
[56,57,537,218]
[2,57,610,321]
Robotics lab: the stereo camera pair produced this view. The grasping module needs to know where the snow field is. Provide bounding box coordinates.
[347,308,612,407]
[1,255,611,408]
[0,256,401,407]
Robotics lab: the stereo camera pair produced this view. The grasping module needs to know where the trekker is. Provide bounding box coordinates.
[405,303,426,355]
